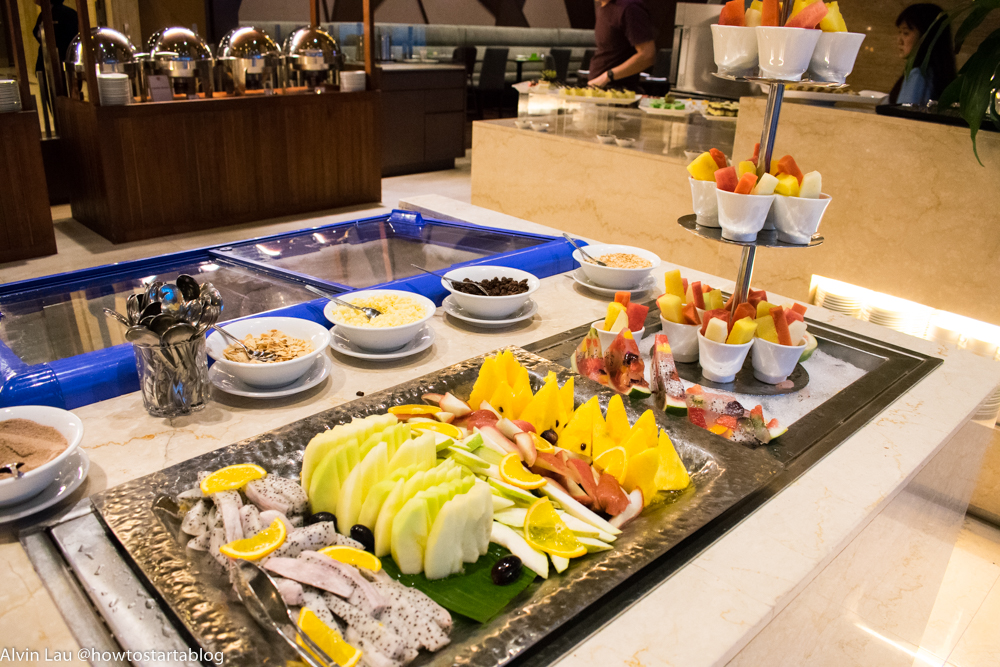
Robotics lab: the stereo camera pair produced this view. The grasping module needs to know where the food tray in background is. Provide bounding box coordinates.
[91,348,782,667]
[639,97,699,117]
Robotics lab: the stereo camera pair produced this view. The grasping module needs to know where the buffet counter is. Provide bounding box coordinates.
[3,197,998,666]
[471,98,1000,326]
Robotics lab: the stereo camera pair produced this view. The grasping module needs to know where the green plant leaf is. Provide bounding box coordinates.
[379,543,537,623]
[953,27,1000,165]
[954,2,1000,51]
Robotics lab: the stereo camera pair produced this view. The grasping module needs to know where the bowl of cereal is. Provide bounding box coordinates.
[206,316,330,388]
[572,243,661,290]
[323,289,435,352]
[442,265,540,319]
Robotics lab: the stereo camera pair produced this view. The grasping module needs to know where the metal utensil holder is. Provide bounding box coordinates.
[132,337,209,417]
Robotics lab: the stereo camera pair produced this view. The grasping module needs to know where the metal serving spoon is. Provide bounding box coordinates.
[304,285,383,320]
[232,561,334,667]
[210,324,277,362]
[562,233,607,267]
[102,307,131,329]
[410,264,490,296]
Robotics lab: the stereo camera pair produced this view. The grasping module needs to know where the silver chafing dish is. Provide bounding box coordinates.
[65,27,138,99]
[148,27,214,98]
[215,26,281,95]
[282,26,340,89]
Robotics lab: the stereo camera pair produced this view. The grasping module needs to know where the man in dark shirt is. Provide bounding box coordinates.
[588,0,656,91]
[32,0,78,71]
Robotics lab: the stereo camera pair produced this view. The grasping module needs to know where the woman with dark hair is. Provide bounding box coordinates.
[889,3,958,105]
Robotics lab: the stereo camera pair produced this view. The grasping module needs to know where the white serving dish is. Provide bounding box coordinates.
[711,24,759,78]
[808,31,866,84]
[323,289,436,352]
[572,243,661,290]
[615,137,636,148]
[530,122,549,132]
[596,134,616,144]
[756,26,821,81]
[514,119,531,129]
[207,316,331,388]
[441,265,540,319]
[697,332,752,384]
[659,316,700,363]
[690,177,720,228]
[716,190,775,242]
[752,337,806,384]
[771,193,831,244]
[0,405,84,507]
[592,320,645,352]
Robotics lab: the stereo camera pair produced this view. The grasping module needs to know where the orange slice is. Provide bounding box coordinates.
[592,446,628,485]
[297,608,362,667]
[530,432,554,454]
[317,546,381,572]
[388,404,440,415]
[499,453,546,490]
[219,518,287,560]
[524,498,587,559]
[409,422,463,439]
[200,463,267,495]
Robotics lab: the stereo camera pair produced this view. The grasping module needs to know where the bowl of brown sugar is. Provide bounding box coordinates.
[0,405,84,507]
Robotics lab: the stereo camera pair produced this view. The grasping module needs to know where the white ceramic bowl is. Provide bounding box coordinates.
[207,316,331,388]
[808,32,866,84]
[597,134,616,144]
[324,289,436,352]
[530,122,549,132]
[514,119,531,129]
[690,177,720,228]
[771,193,831,244]
[756,26,821,81]
[442,265,540,319]
[711,25,759,78]
[716,190,775,242]
[698,332,752,384]
[0,406,83,507]
[752,337,805,384]
[615,137,636,148]
[573,243,661,290]
[593,320,645,352]
[659,316,700,363]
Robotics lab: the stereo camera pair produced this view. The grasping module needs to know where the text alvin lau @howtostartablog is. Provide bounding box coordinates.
[0,647,225,663]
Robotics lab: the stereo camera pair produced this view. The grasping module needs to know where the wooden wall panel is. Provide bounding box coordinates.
[57,92,382,243]
[0,111,56,263]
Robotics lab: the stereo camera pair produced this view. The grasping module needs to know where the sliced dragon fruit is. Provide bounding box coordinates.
[650,334,687,415]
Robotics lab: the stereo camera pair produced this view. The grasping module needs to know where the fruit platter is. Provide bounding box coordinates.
[91,348,781,667]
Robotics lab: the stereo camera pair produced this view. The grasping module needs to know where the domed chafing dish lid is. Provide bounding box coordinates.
[66,27,137,70]
[149,27,212,62]
[282,26,338,69]
[217,26,279,60]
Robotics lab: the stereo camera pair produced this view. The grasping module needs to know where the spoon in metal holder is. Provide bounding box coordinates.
[561,233,607,267]
[410,264,491,296]
[304,284,383,320]
[210,325,277,362]
[232,561,334,667]
[0,462,24,479]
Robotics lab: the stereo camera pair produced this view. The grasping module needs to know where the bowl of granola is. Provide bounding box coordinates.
[206,316,330,388]
[572,243,661,290]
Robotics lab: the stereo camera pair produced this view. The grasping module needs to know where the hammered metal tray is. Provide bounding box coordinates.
[91,348,782,667]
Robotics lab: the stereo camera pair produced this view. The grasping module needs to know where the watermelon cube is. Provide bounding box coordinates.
[751,142,761,164]
[761,0,780,26]
[791,303,808,317]
[709,148,729,168]
[733,302,756,325]
[715,166,739,193]
[785,309,805,325]
[682,303,700,325]
[657,294,685,324]
[777,155,804,185]
[615,291,631,307]
[719,0,746,26]
[626,302,649,332]
[749,288,768,307]
[785,0,828,28]
[769,306,793,346]
[689,282,705,309]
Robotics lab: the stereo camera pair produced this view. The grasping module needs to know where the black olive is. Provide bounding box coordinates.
[306,512,337,530]
[351,524,375,553]
[491,555,523,585]
[541,429,558,445]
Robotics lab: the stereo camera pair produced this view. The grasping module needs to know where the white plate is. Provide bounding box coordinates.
[443,295,538,329]
[209,354,332,398]
[700,110,738,122]
[329,325,435,360]
[572,268,656,297]
[639,97,697,116]
[0,449,90,525]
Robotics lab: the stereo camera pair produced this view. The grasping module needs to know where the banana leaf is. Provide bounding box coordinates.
[380,544,537,623]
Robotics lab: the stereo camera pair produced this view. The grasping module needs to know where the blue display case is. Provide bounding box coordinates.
[0,210,579,409]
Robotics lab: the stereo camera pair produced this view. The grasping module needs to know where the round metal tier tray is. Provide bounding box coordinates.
[711,72,848,89]
[677,215,824,248]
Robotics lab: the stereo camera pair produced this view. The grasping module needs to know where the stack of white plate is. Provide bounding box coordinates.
[974,384,1000,422]
[97,73,131,106]
[0,79,22,113]
[926,316,963,346]
[965,337,1000,360]
[340,70,366,93]
[814,283,863,317]
[860,297,930,336]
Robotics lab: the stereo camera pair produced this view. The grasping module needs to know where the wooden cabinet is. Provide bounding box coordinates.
[380,66,467,177]
[0,111,57,262]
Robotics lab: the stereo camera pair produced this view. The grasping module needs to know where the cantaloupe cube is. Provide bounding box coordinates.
[755,315,779,343]
[657,294,685,324]
[726,317,758,345]
[705,318,729,343]
[775,174,800,197]
[664,269,685,302]
[687,152,719,182]
[752,173,779,196]
[800,171,822,199]
[604,302,626,331]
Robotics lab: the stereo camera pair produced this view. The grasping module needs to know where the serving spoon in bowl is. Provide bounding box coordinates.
[304,285,382,320]
[410,264,491,296]
[561,233,607,267]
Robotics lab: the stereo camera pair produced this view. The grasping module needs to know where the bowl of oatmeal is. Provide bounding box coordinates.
[206,316,330,388]
[0,405,83,507]
[323,289,435,352]
[572,243,661,289]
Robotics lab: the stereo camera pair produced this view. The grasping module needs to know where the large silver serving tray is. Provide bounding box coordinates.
[91,347,781,667]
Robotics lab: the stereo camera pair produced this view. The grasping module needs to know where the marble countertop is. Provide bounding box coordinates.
[3,195,999,666]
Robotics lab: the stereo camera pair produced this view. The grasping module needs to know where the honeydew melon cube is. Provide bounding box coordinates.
[423,493,466,579]
[374,480,405,556]
[800,171,822,199]
[604,302,627,331]
[391,497,430,574]
[336,441,388,533]
[388,433,436,473]
[357,478,397,529]
[752,173,779,196]
[789,320,808,346]
[494,507,528,528]
[704,317,729,343]
[608,310,630,334]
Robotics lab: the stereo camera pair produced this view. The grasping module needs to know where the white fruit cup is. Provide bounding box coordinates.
[756,26,822,81]
[690,178,720,228]
[593,320,644,352]
[763,201,777,231]
[659,316,700,363]
[771,193,831,245]
[716,190,775,242]
[698,332,752,384]
[711,25,759,78]
[752,337,806,384]
[808,32,866,84]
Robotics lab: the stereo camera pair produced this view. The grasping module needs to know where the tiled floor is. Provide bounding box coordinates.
[4,154,1000,665]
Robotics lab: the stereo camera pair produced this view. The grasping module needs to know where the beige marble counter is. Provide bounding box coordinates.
[2,196,999,667]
